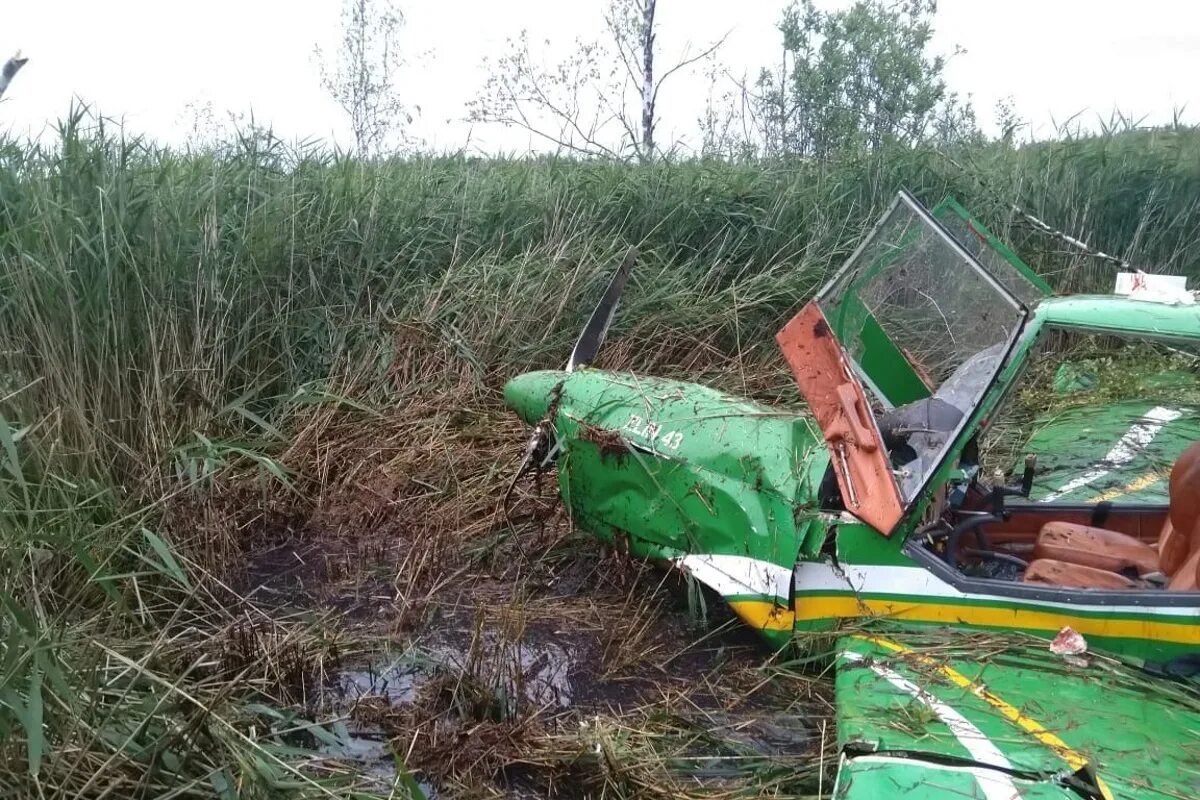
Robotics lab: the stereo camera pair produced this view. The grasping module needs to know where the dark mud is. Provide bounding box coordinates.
[229,403,831,797]
[241,528,828,795]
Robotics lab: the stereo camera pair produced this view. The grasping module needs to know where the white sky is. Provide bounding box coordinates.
[1,0,1197,152]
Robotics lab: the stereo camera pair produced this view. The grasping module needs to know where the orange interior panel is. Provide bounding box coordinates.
[977,507,1169,548]
[777,302,904,535]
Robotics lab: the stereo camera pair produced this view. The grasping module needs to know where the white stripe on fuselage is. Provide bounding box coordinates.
[673,553,792,603]
[839,652,1020,800]
[676,554,1198,618]
[1039,406,1182,503]
[796,560,1199,617]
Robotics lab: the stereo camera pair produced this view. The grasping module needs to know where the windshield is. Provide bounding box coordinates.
[819,191,1028,501]
[933,198,1050,309]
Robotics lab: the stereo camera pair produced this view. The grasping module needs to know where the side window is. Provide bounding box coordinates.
[980,329,1200,504]
[932,198,1051,308]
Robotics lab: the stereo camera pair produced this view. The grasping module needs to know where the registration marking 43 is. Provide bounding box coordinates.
[623,414,684,450]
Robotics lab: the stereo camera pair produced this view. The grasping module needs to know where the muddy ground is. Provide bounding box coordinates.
[213,393,833,798]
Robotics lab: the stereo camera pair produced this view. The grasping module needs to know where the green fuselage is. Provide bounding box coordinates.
[503,190,1200,800]
[505,347,1200,660]
[505,369,830,573]
[504,364,1200,800]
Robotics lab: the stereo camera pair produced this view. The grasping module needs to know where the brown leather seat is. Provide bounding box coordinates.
[1165,442,1200,590]
[1024,441,1200,590]
[1023,559,1138,590]
[1033,522,1159,576]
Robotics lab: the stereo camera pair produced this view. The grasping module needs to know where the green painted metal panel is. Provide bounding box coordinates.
[542,370,829,569]
[836,628,1200,800]
[1019,401,1200,504]
[1037,295,1200,340]
[855,311,931,406]
[834,755,1072,799]
[829,520,914,566]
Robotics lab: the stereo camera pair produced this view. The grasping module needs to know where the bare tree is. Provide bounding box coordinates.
[0,52,28,102]
[697,58,756,159]
[603,0,660,158]
[639,0,655,155]
[470,0,725,162]
[316,0,412,156]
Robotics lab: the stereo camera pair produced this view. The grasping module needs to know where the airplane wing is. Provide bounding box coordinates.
[832,625,1200,799]
[1018,402,1199,505]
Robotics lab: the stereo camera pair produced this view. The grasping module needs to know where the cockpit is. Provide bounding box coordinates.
[782,190,1200,595]
[814,190,1029,503]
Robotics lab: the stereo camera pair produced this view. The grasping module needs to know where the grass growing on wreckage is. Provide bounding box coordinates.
[2,108,1200,797]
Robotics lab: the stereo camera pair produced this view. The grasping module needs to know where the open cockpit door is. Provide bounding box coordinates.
[779,303,905,533]
[779,191,1029,534]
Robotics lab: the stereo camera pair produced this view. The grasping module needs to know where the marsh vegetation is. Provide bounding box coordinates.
[1,108,1199,797]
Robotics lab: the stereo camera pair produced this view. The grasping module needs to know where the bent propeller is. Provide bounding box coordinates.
[504,247,639,504]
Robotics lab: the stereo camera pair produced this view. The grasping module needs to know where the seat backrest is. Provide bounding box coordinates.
[1163,442,1200,585]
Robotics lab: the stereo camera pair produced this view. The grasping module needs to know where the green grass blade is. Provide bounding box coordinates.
[141,528,191,589]
[24,665,43,777]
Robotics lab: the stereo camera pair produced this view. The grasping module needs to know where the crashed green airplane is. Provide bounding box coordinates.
[504,191,1200,799]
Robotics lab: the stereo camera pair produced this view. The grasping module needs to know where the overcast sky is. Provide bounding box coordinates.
[1,0,1196,152]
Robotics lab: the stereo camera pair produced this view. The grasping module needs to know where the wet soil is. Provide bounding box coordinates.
[225,402,830,797]
[239,525,828,796]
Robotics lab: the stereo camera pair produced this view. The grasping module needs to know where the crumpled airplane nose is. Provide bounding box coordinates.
[503,370,567,425]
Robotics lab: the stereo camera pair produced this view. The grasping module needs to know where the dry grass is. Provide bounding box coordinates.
[6,113,1197,798]
[182,339,833,798]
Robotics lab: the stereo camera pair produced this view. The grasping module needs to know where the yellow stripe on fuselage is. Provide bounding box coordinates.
[1087,470,1165,502]
[856,633,1115,800]
[729,595,1200,644]
[728,599,795,631]
[726,597,1124,798]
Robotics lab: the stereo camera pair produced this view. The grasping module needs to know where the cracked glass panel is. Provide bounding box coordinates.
[819,193,1026,502]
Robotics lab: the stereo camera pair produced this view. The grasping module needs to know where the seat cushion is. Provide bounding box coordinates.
[1023,559,1138,590]
[1167,546,1200,591]
[1034,521,1159,576]
[1168,442,1200,542]
[1164,443,1200,582]
[1157,519,1190,577]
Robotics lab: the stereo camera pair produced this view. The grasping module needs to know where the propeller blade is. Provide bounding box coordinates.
[567,247,638,372]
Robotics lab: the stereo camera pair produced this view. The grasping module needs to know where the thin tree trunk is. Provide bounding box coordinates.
[640,0,656,161]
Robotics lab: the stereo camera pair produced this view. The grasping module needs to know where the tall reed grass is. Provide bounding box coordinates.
[1,106,1198,797]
